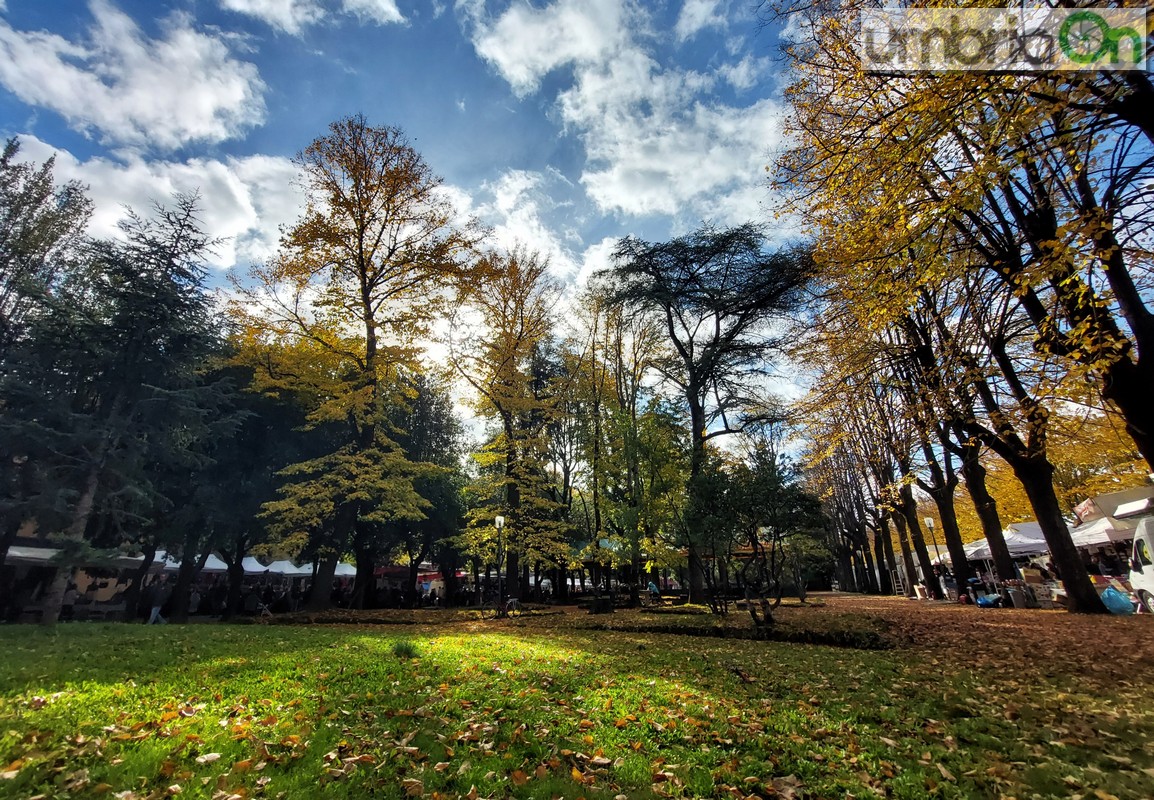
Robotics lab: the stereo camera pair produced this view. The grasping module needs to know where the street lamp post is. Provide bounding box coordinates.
[495,516,505,617]
[923,517,940,557]
[924,517,941,597]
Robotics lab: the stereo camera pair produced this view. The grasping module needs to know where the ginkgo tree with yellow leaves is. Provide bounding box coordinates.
[230,115,482,609]
[450,245,570,600]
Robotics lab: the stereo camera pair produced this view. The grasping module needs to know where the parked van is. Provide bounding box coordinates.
[1129,517,1154,612]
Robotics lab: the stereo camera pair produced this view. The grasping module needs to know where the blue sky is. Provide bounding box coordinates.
[0,0,789,282]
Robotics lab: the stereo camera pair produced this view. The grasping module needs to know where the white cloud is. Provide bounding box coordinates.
[0,1,266,151]
[719,54,768,91]
[341,0,405,25]
[0,0,264,151]
[16,135,303,270]
[574,235,618,288]
[219,0,405,34]
[470,0,635,96]
[674,0,726,42]
[475,169,579,278]
[462,0,786,225]
[219,0,326,34]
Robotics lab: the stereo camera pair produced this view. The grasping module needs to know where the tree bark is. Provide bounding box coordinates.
[1013,456,1107,613]
[899,483,942,599]
[39,466,99,626]
[872,521,895,595]
[957,440,1017,581]
[308,552,340,611]
[888,514,918,596]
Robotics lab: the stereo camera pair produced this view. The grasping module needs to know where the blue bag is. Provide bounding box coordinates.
[1100,587,1134,615]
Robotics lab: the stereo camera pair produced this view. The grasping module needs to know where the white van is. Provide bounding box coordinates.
[1129,517,1154,612]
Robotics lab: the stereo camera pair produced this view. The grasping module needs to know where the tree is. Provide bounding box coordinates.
[231,116,480,609]
[0,138,91,358]
[0,195,230,625]
[0,140,91,584]
[600,223,812,604]
[773,3,1154,470]
[451,246,568,599]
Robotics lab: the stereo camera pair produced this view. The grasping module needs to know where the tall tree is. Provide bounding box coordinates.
[0,140,91,583]
[451,246,568,599]
[232,116,480,609]
[0,138,91,358]
[1,196,229,625]
[601,223,812,604]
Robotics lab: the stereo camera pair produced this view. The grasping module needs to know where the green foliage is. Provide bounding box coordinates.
[391,638,419,659]
[0,137,91,358]
[230,118,476,583]
[1,193,230,543]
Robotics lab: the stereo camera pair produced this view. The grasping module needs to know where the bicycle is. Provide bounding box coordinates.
[480,596,523,620]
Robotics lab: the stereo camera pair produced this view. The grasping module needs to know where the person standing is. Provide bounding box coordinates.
[148,579,171,624]
[61,583,78,622]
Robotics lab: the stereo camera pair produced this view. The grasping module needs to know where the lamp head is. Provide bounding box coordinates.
[495,516,505,529]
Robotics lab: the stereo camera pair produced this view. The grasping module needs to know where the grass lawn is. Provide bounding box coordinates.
[1,595,1153,799]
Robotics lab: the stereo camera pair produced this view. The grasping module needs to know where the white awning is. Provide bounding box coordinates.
[954,524,1050,562]
[4,546,59,564]
[1115,497,1153,519]
[1070,516,1136,548]
[158,552,230,573]
[265,559,310,576]
[242,556,269,574]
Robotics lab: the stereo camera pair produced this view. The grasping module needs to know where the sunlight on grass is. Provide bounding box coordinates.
[1,623,1152,799]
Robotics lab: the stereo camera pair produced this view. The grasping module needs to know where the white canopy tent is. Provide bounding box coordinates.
[333,562,357,577]
[1069,516,1137,548]
[935,522,1050,564]
[7,546,169,570]
[265,560,311,576]
[157,551,229,573]
[4,545,63,565]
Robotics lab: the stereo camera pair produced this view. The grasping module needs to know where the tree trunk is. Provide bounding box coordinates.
[957,442,1017,581]
[40,466,100,626]
[506,549,520,601]
[857,521,880,593]
[872,522,895,594]
[899,484,942,599]
[1100,357,1154,472]
[352,543,375,609]
[222,541,246,620]
[308,552,340,611]
[123,542,158,622]
[439,546,461,607]
[888,514,918,597]
[932,491,974,591]
[407,555,422,608]
[1013,457,1108,614]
